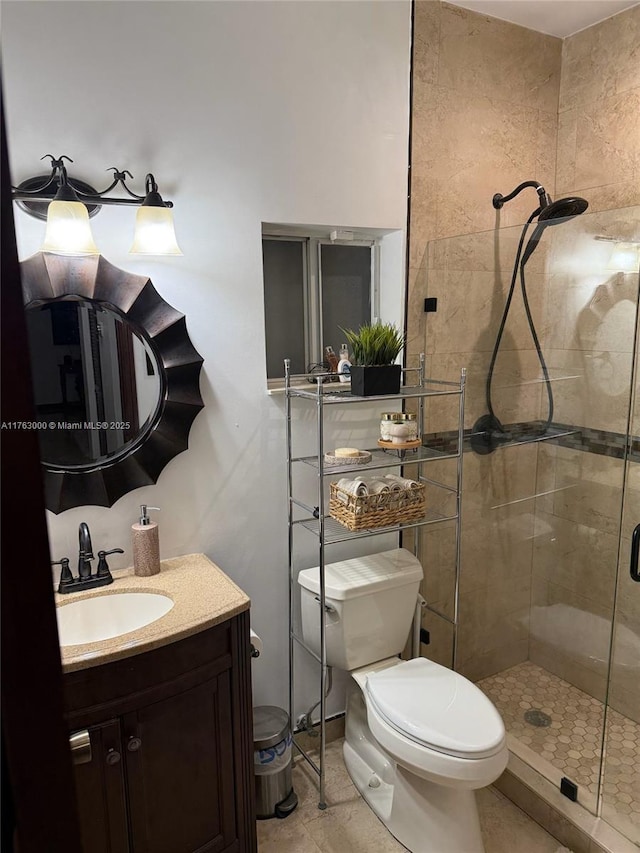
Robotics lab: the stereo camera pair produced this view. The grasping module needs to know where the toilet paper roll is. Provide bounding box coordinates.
[250,629,263,658]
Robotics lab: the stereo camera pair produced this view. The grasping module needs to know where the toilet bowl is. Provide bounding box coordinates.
[346,657,508,853]
[297,550,508,853]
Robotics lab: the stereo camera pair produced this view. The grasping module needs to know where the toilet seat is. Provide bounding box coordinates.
[364,658,505,759]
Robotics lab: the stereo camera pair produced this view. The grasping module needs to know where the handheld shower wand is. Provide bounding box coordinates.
[470,181,588,455]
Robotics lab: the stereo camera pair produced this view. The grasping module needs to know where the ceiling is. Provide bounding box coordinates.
[445,0,640,37]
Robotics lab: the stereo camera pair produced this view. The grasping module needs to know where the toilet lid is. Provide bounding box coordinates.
[365,658,505,759]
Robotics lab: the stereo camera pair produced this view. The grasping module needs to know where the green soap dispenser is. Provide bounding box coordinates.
[132,505,161,576]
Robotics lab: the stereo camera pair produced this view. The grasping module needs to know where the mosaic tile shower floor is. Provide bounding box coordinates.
[479,661,640,840]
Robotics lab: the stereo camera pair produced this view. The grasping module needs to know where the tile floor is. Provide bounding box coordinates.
[479,661,640,841]
[257,738,569,853]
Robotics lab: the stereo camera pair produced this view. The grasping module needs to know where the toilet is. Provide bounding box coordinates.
[298,548,508,853]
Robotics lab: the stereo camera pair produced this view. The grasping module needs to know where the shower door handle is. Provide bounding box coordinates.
[631,523,640,582]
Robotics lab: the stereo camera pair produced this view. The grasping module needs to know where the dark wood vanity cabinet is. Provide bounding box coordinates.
[63,611,256,853]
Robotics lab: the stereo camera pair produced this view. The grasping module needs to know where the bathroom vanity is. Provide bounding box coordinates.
[57,554,257,853]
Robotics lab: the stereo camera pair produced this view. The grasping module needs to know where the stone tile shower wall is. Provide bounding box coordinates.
[556,5,640,215]
[409,2,640,694]
[408,1,561,679]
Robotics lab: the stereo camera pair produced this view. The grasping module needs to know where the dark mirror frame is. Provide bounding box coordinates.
[21,252,204,514]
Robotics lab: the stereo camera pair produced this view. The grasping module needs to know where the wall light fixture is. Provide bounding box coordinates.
[11,154,182,257]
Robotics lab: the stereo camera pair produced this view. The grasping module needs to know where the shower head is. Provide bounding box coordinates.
[520,195,589,266]
[537,196,589,224]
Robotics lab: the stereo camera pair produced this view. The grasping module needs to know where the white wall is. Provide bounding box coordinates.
[2,0,411,711]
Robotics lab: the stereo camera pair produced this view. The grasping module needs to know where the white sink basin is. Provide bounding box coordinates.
[56,592,174,647]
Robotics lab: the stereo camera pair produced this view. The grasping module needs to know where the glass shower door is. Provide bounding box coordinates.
[601,278,640,844]
[419,205,640,825]
[451,205,640,819]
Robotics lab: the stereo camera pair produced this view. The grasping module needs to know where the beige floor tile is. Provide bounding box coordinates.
[257,819,323,853]
[478,787,565,853]
[304,794,404,853]
[258,736,568,853]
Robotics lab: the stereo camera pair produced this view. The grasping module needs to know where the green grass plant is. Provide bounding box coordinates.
[340,322,404,366]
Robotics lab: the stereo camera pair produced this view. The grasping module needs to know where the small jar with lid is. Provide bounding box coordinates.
[388,421,413,443]
[399,412,418,441]
[380,412,401,441]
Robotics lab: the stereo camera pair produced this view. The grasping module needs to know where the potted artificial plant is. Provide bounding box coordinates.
[341,321,405,396]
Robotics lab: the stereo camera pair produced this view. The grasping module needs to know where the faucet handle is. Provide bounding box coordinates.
[97,548,124,579]
[52,557,74,591]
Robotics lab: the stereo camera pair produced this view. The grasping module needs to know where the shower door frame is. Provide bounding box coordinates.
[598,268,640,842]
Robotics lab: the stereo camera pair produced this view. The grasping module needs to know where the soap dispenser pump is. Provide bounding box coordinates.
[132,505,161,577]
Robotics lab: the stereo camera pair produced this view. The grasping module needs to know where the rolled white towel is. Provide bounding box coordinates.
[336,478,368,497]
[382,476,403,492]
[384,473,420,490]
[368,480,391,494]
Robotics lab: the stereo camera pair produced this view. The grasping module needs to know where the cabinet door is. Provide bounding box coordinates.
[71,719,130,853]
[124,671,237,853]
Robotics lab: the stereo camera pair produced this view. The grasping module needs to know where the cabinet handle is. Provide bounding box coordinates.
[127,736,142,752]
[69,730,92,765]
[105,749,121,765]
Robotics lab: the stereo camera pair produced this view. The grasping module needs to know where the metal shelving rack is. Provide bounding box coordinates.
[284,354,466,809]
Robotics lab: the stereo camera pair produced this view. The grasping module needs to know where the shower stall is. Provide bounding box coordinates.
[418,201,640,845]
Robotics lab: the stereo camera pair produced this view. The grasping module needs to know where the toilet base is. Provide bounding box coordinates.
[344,686,486,853]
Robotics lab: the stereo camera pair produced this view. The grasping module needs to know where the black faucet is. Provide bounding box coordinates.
[78,522,94,580]
[53,523,124,594]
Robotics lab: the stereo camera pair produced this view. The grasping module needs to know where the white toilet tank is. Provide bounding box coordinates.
[297,549,423,671]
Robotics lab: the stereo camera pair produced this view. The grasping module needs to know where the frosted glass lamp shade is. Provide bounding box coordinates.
[129,206,183,255]
[40,200,99,255]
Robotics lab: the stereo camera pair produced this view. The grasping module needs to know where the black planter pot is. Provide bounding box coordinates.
[349,364,401,396]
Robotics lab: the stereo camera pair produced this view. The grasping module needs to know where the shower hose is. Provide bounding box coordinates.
[485,212,555,437]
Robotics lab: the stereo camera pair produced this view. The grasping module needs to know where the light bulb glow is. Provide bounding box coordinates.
[129,206,182,256]
[40,200,99,255]
[607,242,640,272]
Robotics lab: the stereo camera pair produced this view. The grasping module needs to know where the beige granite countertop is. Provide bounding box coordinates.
[55,553,250,673]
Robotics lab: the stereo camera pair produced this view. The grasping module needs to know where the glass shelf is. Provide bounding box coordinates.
[287,382,462,404]
[294,444,460,474]
[296,508,457,544]
[468,424,581,454]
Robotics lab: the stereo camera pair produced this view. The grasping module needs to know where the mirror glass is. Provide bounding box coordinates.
[25,298,162,469]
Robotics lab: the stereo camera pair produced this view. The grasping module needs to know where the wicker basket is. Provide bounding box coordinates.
[329,480,425,531]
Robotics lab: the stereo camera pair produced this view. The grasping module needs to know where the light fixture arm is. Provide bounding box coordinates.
[10,154,74,199]
[11,154,173,216]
